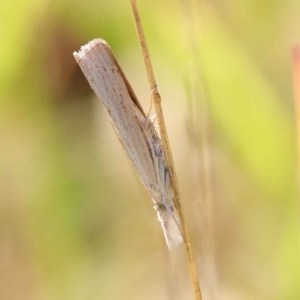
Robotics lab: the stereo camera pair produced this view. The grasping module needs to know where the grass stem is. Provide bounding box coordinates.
[129,1,203,299]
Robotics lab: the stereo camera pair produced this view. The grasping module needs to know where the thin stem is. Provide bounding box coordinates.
[292,47,300,249]
[129,1,203,299]
[293,47,300,174]
[179,0,217,298]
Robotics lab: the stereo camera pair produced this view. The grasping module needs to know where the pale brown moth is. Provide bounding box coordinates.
[73,39,182,250]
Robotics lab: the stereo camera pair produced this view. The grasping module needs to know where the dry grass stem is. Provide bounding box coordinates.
[292,47,300,246]
[129,0,203,299]
[179,1,218,298]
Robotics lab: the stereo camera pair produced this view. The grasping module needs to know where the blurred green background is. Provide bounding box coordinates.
[1,0,300,299]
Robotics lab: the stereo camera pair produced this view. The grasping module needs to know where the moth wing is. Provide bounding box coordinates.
[156,209,183,250]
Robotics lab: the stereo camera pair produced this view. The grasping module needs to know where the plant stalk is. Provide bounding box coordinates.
[129,1,203,299]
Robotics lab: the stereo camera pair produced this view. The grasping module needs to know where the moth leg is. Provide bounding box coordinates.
[146,94,153,119]
[145,91,157,127]
[149,114,157,124]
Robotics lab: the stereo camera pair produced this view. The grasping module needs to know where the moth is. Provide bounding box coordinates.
[73,39,182,250]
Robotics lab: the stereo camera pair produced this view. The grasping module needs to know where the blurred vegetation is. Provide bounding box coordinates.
[1,0,300,299]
